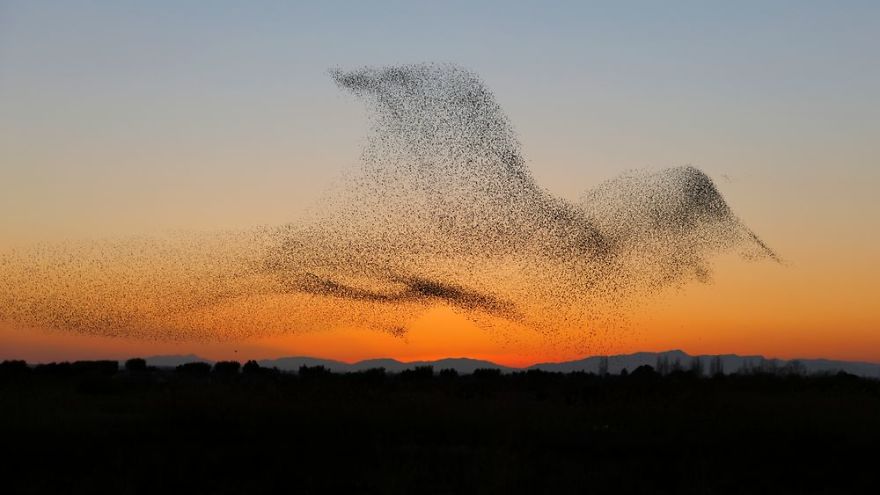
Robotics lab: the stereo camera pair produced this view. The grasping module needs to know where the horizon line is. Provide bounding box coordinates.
[7,349,880,368]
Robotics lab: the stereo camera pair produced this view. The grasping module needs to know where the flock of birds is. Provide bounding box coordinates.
[0,63,777,346]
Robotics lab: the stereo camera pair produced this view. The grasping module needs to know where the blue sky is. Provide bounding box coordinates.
[1,1,878,241]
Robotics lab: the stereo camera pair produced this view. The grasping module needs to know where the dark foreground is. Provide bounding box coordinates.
[1,360,879,494]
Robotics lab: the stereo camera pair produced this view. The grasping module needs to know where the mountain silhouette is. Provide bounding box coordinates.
[257,356,351,373]
[124,350,876,377]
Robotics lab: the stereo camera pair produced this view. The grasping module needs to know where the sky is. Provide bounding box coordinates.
[1,1,878,365]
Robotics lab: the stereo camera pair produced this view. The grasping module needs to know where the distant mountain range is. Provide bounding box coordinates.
[142,351,880,378]
[143,354,211,368]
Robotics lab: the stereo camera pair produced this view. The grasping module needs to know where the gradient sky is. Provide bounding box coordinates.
[1,1,878,365]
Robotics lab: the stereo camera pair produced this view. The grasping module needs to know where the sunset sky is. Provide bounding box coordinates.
[1,1,878,365]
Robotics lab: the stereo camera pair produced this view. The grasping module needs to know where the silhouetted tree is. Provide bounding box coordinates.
[72,360,119,376]
[0,360,30,378]
[34,362,72,376]
[631,365,659,380]
[298,365,332,379]
[125,358,147,372]
[473,368,502,379]
[176,362,211,375]
[242,360,261,374]
[213,361,241,375]
[400,366,434,380]
[354,367,386,385]
[439,368,458,379]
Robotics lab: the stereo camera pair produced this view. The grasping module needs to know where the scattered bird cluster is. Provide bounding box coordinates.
[0,63,777,346]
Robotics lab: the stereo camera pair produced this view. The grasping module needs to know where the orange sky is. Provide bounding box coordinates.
[2,3,878,366]
[1,186,878,366]
[3,251,878,366]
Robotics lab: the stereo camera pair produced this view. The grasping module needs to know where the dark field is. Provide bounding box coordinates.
[1,360,878,494]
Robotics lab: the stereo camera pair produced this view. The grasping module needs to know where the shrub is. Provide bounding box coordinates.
[472,368,502,379]
[0,360,30,378]
[299,365,332,379]
[439,368,458,379]
[213,361,241,375]
[72,360,119,376]
[399,366,434,380]
[242,360,262,374]
[125,358,147,372]
[357,367,386,382]
[176,362,211,375]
